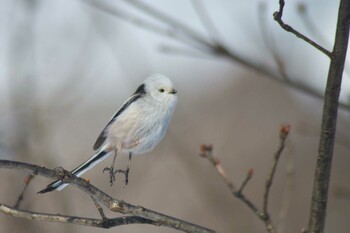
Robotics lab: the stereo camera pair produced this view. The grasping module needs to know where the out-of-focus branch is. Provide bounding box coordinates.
[80,0,350,110]
[0,160,216,233]
[199,125,291,233]
[190,0,222,44]
[273,0,331,57]
[258,2,288,80]
[277,142,295,233]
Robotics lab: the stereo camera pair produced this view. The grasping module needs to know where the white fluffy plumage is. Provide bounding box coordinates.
[39,74,177,193]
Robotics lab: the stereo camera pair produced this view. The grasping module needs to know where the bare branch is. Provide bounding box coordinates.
[0,160,216,233]
[0,203,155,228]
[199,125,291,233]
[236,169,253,195]
[297,2,350,78]
[14,174,34,209]
[307,0,350,232]
[199,144,236,192]
[91,195,107,219]
[273,0,332,57]
[262,125,290,217]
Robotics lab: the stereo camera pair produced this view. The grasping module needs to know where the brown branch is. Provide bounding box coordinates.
[273,0,332,57]
[0,203,155,228]
[91,195,107,219]
[261,125,291,233]
[199,144,236,192]
[14,174,34,209]
[199,125,291,233]
[0,160,216,233]
[307,0,350,232]
[262,125,290,217]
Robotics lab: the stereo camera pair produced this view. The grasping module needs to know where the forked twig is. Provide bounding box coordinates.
[200,125,291,233]
[273,0,331,57]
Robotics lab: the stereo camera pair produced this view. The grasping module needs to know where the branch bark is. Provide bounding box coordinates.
[308,0,350,232]
[274,0,350,232]
[0,203,154,228]
[0,160,216,233]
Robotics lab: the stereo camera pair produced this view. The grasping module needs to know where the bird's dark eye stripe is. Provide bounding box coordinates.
[159,88,165,92]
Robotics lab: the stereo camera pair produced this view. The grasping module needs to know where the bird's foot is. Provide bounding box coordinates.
[103,167,117,186]
[102,167,129,186]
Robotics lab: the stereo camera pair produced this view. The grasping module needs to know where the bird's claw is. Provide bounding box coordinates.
[102,167,129,186]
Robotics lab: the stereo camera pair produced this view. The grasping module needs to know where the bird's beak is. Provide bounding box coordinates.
[170,89,177,94]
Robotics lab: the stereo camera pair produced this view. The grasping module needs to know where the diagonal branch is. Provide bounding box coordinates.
[79,0,350,111]
[14,174,34,209]
[273,0,332,57]
[0,160,216,233]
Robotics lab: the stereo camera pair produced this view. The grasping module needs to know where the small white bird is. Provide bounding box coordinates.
[38,74,177,193]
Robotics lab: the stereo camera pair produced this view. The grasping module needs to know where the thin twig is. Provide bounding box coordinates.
[297,2,350,78]
[273,0,332,57]
[0,160,216,233]
[236,169,253,195]
[14,174,34,209]
[199,125,291,233]
[277,141,295,233]
[262,125,290,217]
[91,196,107,219]
[191,0,222,44]
[199,144,236,192]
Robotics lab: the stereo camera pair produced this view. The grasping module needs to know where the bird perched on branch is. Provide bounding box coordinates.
[38,74,177,193]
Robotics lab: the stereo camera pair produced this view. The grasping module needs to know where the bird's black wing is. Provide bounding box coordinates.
[93,83,146,150]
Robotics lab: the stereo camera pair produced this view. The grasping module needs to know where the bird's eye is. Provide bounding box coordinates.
[159,88,165,93]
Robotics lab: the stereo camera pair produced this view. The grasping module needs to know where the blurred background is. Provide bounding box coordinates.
[0,0,350,232]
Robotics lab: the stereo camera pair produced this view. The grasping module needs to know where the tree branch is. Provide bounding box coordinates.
[273,0,332,57]
[199,125,291,233]
[274,0,350,232]
[0,160,216,233]
[307,0,350,232]
[0,203,155,228]
[80,0,350,111]
[14,174,34,209]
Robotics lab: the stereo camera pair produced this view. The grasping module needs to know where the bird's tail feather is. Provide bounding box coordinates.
[38,147,111,194]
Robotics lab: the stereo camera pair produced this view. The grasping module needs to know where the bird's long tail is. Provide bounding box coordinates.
[38,146,112,194]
